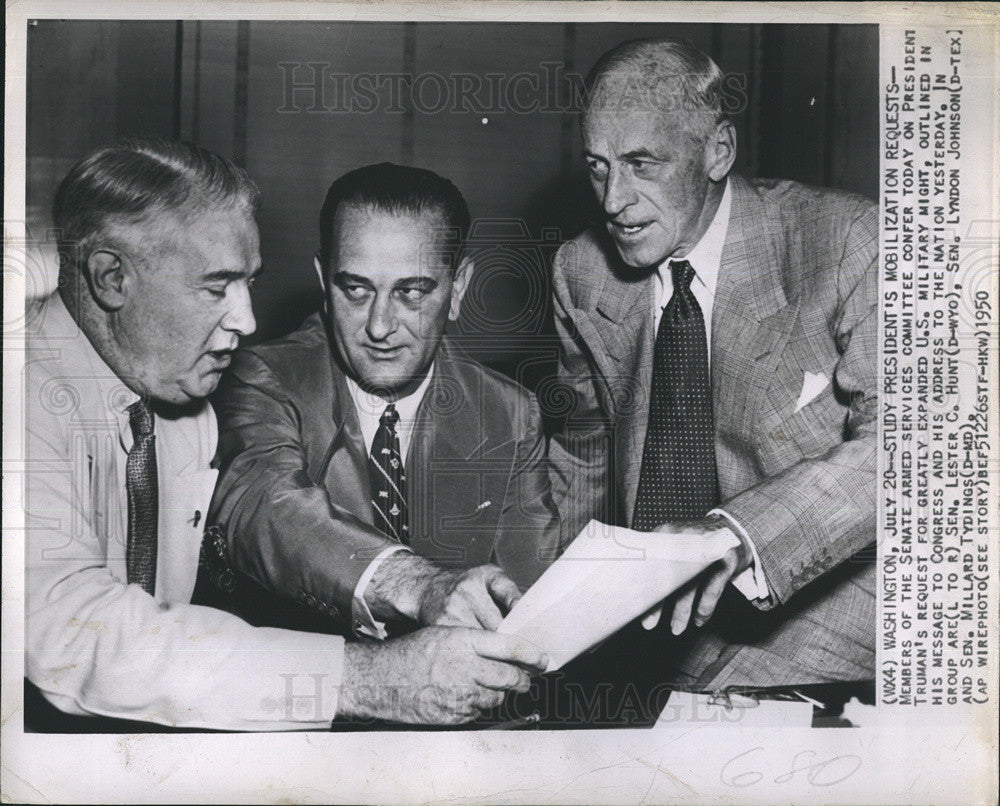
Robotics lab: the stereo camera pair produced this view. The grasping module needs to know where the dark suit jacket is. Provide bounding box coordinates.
[205,313,562,632]
[549,175,878,687]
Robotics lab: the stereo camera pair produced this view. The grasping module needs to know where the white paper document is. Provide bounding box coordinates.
[498,520,741,672]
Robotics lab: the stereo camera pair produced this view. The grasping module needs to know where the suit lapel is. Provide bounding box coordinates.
[575,266,654,443]
[323,355,373,525]
[407,342,502,566]
[712,176,801,488]
[568,178,802,519]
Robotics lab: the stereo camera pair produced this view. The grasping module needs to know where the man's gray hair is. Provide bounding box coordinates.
[53,139,260,274]
[583,37,726,138]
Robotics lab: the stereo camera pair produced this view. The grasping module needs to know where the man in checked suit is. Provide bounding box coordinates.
[206,162,562,643]
[549,38,877,688]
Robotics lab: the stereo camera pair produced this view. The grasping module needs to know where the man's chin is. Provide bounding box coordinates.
[355,365,428,399]
[358,375,409,397]
[607,233,664,270]
[174,376,220,404]
[613,244,660,270]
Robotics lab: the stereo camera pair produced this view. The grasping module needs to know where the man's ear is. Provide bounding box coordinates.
[313,253,329,313]
[85,249,127,311]
[705,118,737,183]
[448,255,474,321]
[313,253,328,293]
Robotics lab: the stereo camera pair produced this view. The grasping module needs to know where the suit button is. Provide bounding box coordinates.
[297,591,308,604]
[328,605,340,619]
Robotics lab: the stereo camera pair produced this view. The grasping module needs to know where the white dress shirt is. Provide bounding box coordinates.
[653,180,770,601]
[25,293,346,729]
[344,368,435,638]
[345,367,434,465]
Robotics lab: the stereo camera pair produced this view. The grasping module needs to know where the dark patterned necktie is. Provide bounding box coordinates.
[126,399,158,594]
[632,259,719,530]
[369,404,410,544]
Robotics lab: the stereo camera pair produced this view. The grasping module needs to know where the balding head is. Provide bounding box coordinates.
[583,38,726,142]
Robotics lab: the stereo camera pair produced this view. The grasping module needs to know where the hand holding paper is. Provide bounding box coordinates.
[642,514,754,634]
[497,520,741,672]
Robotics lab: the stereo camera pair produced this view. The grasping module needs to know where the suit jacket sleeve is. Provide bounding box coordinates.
[722,202,878,607]
[547,245,617,545]
[208,349,397,618]
[493,394,565,587]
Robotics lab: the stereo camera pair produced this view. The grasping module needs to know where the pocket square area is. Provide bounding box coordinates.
[794,371,830,412]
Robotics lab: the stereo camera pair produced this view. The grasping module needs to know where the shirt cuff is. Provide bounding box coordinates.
[351,545,413,639]
[708,508,771,602]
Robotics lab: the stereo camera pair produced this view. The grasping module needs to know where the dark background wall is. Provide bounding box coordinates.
[26,20,878,394]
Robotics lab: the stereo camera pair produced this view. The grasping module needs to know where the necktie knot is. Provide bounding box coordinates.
[128,399,155,438]
[380,403,399,430]
[669,259,696,292]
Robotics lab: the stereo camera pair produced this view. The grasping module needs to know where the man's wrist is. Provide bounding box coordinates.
[708,507,770,600]
[364,552,442,622]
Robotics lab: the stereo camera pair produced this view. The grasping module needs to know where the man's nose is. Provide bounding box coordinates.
[603,165,636,217]
[366,294,397,341]
[221,282,257,338]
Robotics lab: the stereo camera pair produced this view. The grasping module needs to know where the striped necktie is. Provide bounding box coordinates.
[369,403,410,544]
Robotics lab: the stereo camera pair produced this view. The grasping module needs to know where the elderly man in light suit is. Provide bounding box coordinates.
[549,38,877,689]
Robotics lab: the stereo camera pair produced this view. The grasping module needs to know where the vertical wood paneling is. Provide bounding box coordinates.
[409,23,566,222]
[759,25,832,186]
[115,22,177,140]
[829,25,879,201]
[407,23,567,368]
[242,21,408,340]
[180,22,239,159]
[716,24,755,177]
[233,21,251,168]
[26,21,878,324]
[27,20,120,236]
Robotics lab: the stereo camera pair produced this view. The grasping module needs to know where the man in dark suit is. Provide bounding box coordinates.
[549,38,877,689]
[206,162,561,642]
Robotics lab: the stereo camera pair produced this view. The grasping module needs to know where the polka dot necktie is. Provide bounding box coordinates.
[369,404,410,544]
[632,259,719,530]
[125,399,158,594]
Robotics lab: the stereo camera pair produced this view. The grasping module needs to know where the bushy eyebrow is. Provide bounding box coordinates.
[333,272,438,291]
[332,271,372,287]
[620,148,660,161]
[202,265,262,283]
[583,147,662,162]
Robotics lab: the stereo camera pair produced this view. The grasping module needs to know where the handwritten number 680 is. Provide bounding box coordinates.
[722,747,862,787]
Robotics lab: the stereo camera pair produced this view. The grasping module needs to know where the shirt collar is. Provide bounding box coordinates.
[345,363,435,430]
[660,177,732,298]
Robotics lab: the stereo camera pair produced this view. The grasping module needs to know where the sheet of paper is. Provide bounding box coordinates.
[498,520,740,672]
